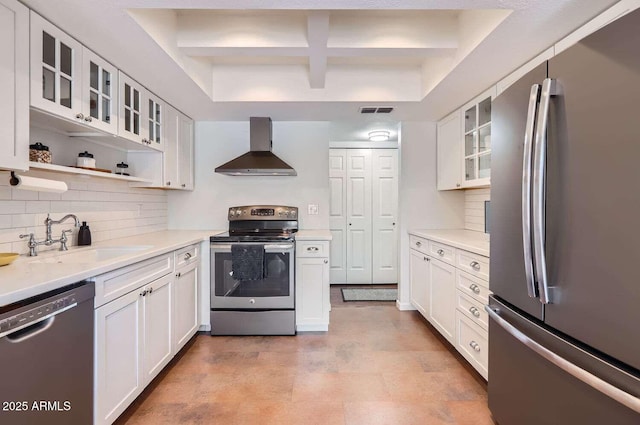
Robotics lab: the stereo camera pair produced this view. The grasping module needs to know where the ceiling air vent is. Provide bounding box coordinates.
[359,106,394,114]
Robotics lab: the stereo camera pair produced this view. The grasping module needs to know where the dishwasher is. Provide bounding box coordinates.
[0,281,94,425]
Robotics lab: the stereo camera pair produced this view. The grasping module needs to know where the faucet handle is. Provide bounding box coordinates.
[60,229,73,251]
[62,229,73,235]
[19,233,34,240]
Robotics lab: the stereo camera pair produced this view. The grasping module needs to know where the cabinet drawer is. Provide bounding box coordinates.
[428,241,456,266]
[94,253,174,307]
[457,270,490,304]
[297,241,329,258]
[456,310,488,380]
[409,235,429,255]
[456,290,488,330]
[456,250,490,281]
[175,243,199,269]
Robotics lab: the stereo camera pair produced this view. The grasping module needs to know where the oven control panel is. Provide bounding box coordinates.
[228,205,298,221]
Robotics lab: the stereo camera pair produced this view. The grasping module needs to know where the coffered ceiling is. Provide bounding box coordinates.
[22,0,620,121]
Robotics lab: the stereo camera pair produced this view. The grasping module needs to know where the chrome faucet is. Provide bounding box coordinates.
[19,214,80,256]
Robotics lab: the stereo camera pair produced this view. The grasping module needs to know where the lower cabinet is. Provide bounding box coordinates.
[295,240,330,332]
[409,233,490,379]
[94,243,200,425]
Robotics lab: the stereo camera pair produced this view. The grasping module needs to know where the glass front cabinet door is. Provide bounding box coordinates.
[461,87,495,188]
[30,11,82,122]
[82,48,118,134]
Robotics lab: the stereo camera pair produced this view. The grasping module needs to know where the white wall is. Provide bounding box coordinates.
[397,121,465,308]
[168,121,330,230]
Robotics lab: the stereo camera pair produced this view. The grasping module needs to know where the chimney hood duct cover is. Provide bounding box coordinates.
[214,117,297,176]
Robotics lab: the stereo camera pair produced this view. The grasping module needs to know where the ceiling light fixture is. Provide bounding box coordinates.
[368,130,390,142]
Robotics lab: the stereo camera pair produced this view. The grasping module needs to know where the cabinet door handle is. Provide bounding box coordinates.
[469,306,481,318]
[166,181,171,186]
[437,249,445,256]
[140,289,147,297]
[307,246,319,252]
[324,259,328,264]
[469,284,481,294]
[184,252,192,260]
[76,113,84,120]
[469,341,481,352]
[470,261,481,271]
[181,184,186,188]
[84,116,93,123]
[176,272,181,278]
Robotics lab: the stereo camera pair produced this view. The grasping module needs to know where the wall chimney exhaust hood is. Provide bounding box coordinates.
[215,117,297,176]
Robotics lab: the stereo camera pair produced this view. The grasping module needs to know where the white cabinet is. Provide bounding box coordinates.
[0,0,29,171]
[30,12,118,134]
[409,248,430,317]
[461,86,495,188]
[329,148,398,284]
[142,274,173,384]
[94,244,201,425]
[118,71,145,145]
[30,11,83,122]
[172,245,199,353]
[437,110,462,190]
[177,111,194,190]
[428,257,456,344]
[95,287,144,425]
[408,233,491,379]
[296,241,330,331]
[145,91,164,152]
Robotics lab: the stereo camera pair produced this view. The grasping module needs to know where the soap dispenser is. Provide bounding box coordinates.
[78,221,92,246]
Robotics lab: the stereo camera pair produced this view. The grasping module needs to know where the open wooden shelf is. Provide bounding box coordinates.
[28,162,153,184]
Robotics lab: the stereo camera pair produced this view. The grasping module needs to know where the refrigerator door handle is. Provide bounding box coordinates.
[486,305,640,414]
[522,84,541,299]
[532,78,556,304]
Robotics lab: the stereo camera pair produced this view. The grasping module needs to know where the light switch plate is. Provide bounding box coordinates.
[307,204,319,215]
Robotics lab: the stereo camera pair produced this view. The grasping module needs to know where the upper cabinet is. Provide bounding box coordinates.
[177,111,194,190]
[30,11,82,123]
[0,0,29,171]
[437,87,495,190]
[118,71,164,151]
[461,86,495,188]
[30,12,120,135]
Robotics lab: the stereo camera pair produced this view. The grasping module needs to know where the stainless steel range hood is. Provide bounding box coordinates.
[215,117,297,176]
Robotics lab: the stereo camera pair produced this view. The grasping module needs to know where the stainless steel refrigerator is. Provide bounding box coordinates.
[489,8,640,424]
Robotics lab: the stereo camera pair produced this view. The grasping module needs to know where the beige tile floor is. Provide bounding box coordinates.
[116,286,495,425]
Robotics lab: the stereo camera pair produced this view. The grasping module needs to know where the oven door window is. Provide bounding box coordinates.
[214,251,290,297]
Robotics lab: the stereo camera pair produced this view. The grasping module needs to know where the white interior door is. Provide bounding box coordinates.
[329,149,347,284]
[372,149,398,283]
[346,149,372,284]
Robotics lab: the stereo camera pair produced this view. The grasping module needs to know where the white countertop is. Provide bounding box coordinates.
[295,230,333,241]
[409,229,490,257]
[0,230,221,307]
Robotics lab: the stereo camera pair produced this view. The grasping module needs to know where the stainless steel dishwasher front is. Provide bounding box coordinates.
[0,281,94,425]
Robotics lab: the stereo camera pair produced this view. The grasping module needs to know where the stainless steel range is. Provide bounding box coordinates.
[210,205,298,335]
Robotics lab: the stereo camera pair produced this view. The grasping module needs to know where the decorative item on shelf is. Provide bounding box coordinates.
[9,172,68,193]
[78,222,92,246]
[0,253,19,267]
[77,151,96,168]
[368,130,390,142]
[29,142,52,163]
[115,162,130,176]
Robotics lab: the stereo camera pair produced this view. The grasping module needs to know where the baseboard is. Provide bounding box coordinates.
[296,323,329,332]
[198,324,211,332]
[396,300,416,311]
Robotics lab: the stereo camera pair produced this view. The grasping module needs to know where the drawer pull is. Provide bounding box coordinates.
[184,252,192,261]
[470,261,481,271]
[415,241,422,247]
[469,284,481,294]
[469,306,481,318]
[437,249,445,256]
[469,341,481,352]
[307,246,319,252]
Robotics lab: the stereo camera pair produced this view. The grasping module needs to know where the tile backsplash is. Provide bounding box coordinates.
[464,188,491,233]
[0,170,167,255]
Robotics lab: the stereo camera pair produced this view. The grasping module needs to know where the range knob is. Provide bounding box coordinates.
[229,210,236,217]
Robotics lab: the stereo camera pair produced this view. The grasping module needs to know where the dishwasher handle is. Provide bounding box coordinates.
[0,303,77,341]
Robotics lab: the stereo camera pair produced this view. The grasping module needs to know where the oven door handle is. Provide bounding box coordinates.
[210,243,295,251]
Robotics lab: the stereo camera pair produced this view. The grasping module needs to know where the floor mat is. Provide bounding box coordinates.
[341,288,397,302]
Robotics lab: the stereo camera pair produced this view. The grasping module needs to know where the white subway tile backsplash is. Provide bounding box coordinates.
[465,188,490,232]
[0,167,168,255]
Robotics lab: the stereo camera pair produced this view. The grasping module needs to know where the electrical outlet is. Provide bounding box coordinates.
[307,204,319,215]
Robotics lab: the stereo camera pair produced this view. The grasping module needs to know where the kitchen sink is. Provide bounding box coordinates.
[29,245,153,264]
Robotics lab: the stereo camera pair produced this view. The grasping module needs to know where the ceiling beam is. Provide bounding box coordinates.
[307,11,330,89]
